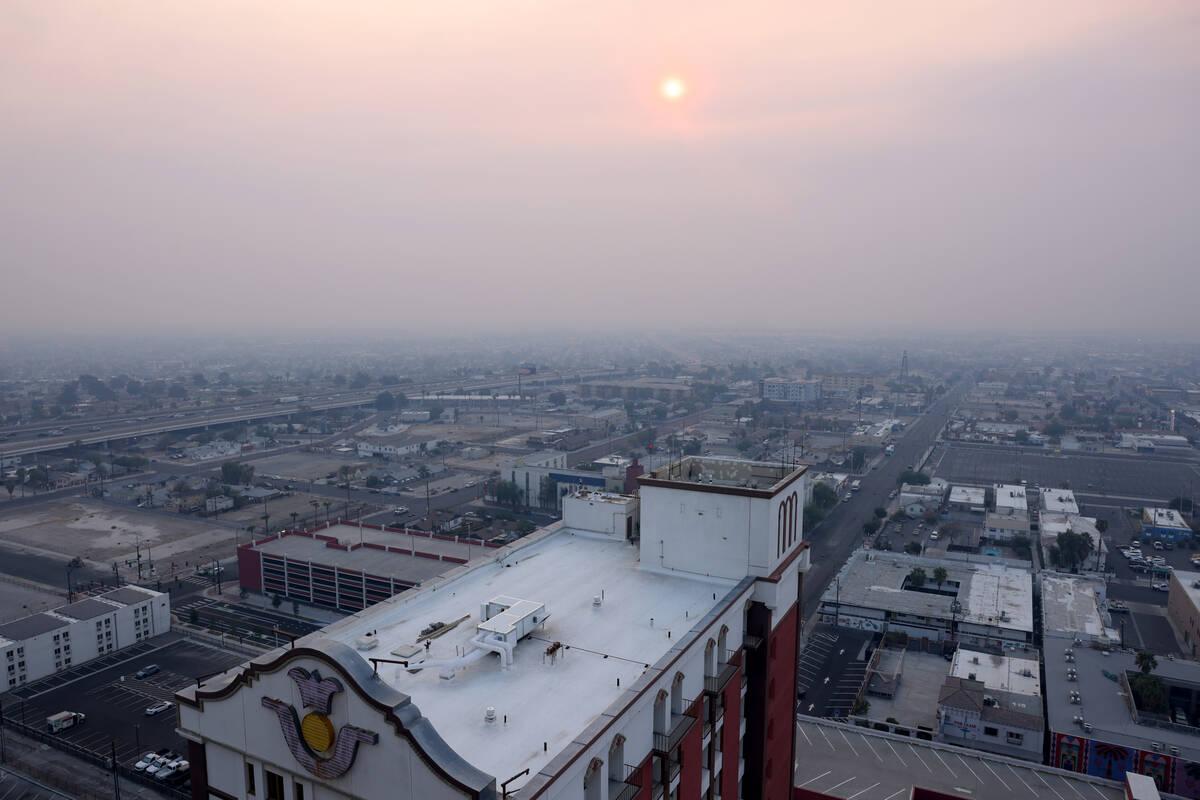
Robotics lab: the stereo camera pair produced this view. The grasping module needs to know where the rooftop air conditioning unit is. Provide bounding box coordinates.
[1083,723,1093,733]
[1170,747,1181,756]
[1152,742,1163,752]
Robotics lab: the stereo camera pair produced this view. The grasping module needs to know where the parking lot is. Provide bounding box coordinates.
[795,717,1127,800]
[0,770,71,800]
[930,442,1200,501]
[0,635,244,773]
[797,627,872,718]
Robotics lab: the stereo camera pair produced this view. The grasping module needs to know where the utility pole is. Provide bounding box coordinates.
[110,740,122,800]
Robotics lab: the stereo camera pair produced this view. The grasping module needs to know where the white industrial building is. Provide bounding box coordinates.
[948,486,987,515]
[993,484,1027,516]
[1040,488,1079,515]
[937,648,1044,761]
[1,586,170,688]
[759,378,822,405]
[176,457,810,800]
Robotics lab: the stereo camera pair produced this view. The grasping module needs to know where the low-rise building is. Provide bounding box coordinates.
[900,479,948,516]
[949,486,987,516]
[984,511,1031,543]
[1046,646,1200,795]
[1142,507,1193,543]
[937,648,1044,760]
[1041,574,1117,646]
[1041,488,1080,515]
[818,550,1034,649]
[1040,514,1107,573]
[357,434,444,460]
[993,484,1028,516]
[0,586,169,688]
[759,377,822,405]
[1168,569,1200,658]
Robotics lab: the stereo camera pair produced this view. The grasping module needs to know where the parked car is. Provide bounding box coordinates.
[133,752,158,771]
[145,756,171,777]
[1153,582,1170,592]
[929,531,939,541]
[156,758,189,782]
[145,701,173,716]
[135,664,160,679]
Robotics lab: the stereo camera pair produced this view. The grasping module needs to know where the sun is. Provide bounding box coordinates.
[660,77,686,102]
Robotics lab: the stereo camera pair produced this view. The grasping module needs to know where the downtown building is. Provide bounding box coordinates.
[177,457,808,800]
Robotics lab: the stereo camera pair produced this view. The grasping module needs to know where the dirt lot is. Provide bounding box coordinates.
[249,451,364,482]
[0,499,239,575]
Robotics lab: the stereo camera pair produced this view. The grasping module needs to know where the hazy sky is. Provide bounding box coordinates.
[3,1,1198,336]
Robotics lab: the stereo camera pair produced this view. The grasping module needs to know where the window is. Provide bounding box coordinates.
[265,770,284,800]
[1006,732,1024,744]
[245,763,256,795]
[984,726,999,737]
[294,782,304,800]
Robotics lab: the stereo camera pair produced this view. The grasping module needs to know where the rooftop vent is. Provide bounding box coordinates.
[1083,723,1093,733]
[1170,746,1181,756]
[485,706,496,724]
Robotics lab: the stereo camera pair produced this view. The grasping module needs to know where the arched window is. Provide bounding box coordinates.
[671,673,684,716]
[654,690,668,734]
[704,639,716,678]
[777,501,785,557]
[718,626,729,664]
[608,735,625,782]
[583,757,603,800]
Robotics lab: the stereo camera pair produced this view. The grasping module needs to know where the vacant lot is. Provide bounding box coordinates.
[249,450,362,482]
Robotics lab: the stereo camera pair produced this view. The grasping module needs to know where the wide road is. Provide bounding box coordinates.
[799,380,968,621]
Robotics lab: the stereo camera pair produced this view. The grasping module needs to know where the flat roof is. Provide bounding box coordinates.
[0,612,67,641]
[795,716,1126,800]
[1146,507,1190,530]
[950,486,986,505]
[316,526,734,791]
[56,598,119,621]
[1172,569,1200,612]
[1041,574,1112,639]
[1040,488,1079,514]
[985,512,1030,531]
[642,456,804,493]
[993,484,1028,512]
[1045,646,1200,762]
[821,551,1033,633]
[250,525,480,584]
[100,586,159,606]
[950,649,1041,696]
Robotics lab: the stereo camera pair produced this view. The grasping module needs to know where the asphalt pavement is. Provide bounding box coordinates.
[800,381,968,619]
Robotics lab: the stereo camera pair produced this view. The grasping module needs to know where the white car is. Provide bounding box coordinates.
[133,752,158,771]
[145,701,173,716]
[1153,582,1170,592]
[145,756,171,776]
[929,531,939,541]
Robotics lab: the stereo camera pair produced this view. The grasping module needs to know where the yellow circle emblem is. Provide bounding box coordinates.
[300,711,335,754]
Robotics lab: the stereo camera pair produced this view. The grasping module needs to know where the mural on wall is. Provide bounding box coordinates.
[1054,734,1085,773]
[1139,751,1171,792]
[1088,741,1133,780]
[1172,759,1200,799]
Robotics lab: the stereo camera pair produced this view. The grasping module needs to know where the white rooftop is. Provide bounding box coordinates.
[317,525,732,791]
[950,648,1041,697]
[1172,569,1200,612]
[1040,488,1079,514]
[950,486,986,506]
[993,484,1027,513]
[1146,506,1190,530]
[1041,574,1112,640]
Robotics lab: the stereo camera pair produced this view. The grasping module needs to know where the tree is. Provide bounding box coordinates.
[1044,422,1067,438]
[1136,651,1158,676]
[804,504,825,529]
[1010,534,1032,559]
[1060,404,1078,421]
[547,391,566,406]
[1014,429,1030,445]
[375,391,397,411]
[220,462,255,485]
[897,470,930,486]
[812,482,838,510]
[932,566,948,590]
[310,500,321,524]
[365,475,383,489]
[349,372,371,390]
[850,447,867,471]
[191,373,207,386]
[1052,529,1094,570]
[58,383,80,406]
[863,518,881,536]
[428,404,444,421]
[380,374,401,386]
[260,512,271,536]
[290,511,299,531]
[1169,497,1194,515]
[907,567,927,588]
[903,542,922,555]
[874,507,887,519]
[322,501,332,524]
[495,479,522,509]
[168,383,188,400]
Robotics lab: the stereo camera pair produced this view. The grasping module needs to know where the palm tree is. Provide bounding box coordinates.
[322,501,332,524]
[907,567,927,588]
[418,465,431,518]
[260,512,271,536]
[933,566,948,591]
[310,500,321,525]
[290,511,299,531]
[1136,651,1158,676]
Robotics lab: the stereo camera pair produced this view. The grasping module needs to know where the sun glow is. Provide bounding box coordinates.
[660,76,686,101]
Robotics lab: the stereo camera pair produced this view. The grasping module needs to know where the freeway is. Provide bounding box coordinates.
[799,380,968,621]
[0,368,621,458]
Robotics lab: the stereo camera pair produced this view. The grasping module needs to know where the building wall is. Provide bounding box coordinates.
[561,493,637,538]
[1049,731,1200,798]
[2,592,169,689]
[937,705,1042,760]
[1168,572,1200,659]
[639,479,805,582]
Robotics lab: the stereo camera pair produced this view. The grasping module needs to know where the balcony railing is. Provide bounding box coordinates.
[705,660,739,695]
[610,763,641,800]
[743,633,764,650]
[653,712,697,754]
